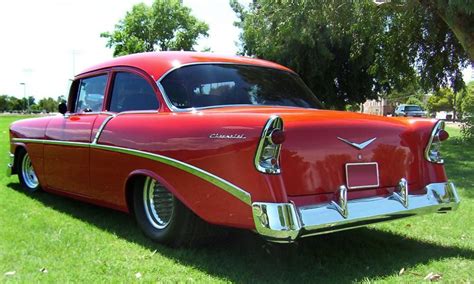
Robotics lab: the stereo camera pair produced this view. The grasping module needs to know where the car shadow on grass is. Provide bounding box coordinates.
[7,182,473,283]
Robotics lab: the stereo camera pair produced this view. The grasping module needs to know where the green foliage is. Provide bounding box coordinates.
[420,0,474,59]
[101,0,209,56]
[37,97,59,113]
[0,95,63,113]
[405,96,424,107]
[385,79,425,106]
[426,88,454,113]
[461,81,474,139]
[231,0,469,109]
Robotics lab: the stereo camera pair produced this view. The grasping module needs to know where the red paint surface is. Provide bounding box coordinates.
[8,52,450,230]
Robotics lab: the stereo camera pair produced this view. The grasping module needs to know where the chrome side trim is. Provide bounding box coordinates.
[424,120,445,164]
[92,114,116,144]
[11,138,251,206]
[92,144,251,205]
[13,138,90,148]
[253,182,460,242]
[6,152,14,177]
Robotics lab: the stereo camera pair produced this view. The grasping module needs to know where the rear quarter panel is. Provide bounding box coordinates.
[93,112,284,228]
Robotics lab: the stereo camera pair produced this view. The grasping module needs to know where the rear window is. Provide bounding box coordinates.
[405,105,422,111]
[159,64,322,109]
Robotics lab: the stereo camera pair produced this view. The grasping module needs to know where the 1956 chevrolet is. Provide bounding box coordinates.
[7,52,459,245]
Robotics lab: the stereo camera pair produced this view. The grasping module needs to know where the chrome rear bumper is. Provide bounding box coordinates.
[252,182,460,242]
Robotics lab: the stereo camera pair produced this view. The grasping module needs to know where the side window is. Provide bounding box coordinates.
[109,72,159,112]
[75,75,108,113]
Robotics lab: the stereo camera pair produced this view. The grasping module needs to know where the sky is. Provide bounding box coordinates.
[0,0,250,100]
[0,0,472,101]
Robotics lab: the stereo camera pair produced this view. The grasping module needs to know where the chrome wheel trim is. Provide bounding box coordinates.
[143,177,174,229]
[21,153,39,189]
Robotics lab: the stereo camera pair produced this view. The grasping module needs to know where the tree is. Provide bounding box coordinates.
[38,97,58,113]
[385,79,425,105]
[231,0,469,109]
[405,96,424,107]
[426,87,463,119]
[101,0,209,56]
[0,95,8,112]
[418,0,474,60]
[461,81,474,138]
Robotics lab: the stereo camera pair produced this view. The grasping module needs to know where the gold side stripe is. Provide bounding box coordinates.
[12,138,252,205]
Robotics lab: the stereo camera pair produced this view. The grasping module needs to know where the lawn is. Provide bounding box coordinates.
[0,115,472,283]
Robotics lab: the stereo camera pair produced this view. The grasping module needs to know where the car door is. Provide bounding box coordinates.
[89,70,160,203]
[44,73,110,196]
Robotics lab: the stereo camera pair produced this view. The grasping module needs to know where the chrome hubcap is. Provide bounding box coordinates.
[22,153,39,189]
[143,177,174,229]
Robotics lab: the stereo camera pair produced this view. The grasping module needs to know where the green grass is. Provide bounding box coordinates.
[0,116,472,283]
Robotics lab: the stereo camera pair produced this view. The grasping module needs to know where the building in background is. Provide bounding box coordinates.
[361,98,394,116]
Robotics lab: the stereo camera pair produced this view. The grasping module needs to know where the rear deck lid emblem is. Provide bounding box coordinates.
[337,137,377,150]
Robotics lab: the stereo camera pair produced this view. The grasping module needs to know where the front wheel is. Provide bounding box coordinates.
[133,176,201,246]
[17,149,41,192]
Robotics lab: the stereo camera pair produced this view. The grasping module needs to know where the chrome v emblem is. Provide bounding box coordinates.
[337,137,377,150]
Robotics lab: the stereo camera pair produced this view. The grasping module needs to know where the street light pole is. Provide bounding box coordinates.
[19,82,28,112]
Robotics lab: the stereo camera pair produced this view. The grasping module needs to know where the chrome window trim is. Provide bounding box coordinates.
[12,138,251,206]
[424,120,445,164]
[155,62,297,113]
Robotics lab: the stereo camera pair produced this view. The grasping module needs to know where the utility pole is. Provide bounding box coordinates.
[19,82,28,112]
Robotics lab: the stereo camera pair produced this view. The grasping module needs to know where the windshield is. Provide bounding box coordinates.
[405,105,422,111]
[159,64,322,109]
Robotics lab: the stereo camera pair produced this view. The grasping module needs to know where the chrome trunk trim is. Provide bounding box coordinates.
[253,182,460,242]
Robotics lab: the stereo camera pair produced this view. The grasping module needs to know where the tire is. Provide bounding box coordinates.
[133,176,202,246]
[17,149,41,192]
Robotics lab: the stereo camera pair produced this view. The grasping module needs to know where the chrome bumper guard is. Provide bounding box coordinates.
[6,152,14,177]
[252,182,460,242]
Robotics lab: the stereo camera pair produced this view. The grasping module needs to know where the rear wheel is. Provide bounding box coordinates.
[133,176,201,246]
[17,149,41,192]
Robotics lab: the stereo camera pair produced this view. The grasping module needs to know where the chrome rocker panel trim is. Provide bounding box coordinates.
[253,182,460,242]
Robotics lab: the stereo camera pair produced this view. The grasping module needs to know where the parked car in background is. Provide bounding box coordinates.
[394,104,427,117]
[7,52,459,246]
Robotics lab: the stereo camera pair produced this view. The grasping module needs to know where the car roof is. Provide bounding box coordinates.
[76,51,293,80]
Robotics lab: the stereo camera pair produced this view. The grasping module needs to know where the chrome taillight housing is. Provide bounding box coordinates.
[255,115,284,174]
[425,120,449,164]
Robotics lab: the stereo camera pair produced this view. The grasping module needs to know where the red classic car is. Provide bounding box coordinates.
[7,52,459,245]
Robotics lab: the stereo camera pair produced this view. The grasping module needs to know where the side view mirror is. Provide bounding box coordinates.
[58,102,67,115]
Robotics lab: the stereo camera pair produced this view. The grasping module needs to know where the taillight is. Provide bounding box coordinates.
[425,121,447,164]
[255,115,284,174]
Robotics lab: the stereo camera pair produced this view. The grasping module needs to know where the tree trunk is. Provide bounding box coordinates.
[419,0,474,61]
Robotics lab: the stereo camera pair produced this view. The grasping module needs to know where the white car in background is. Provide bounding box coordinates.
[394,104,427,117]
